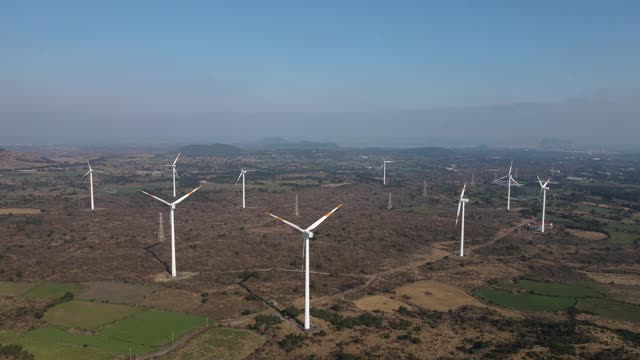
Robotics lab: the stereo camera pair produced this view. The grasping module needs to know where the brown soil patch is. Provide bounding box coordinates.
[354,295,411,312]
[153,271,198,283]
[566,229,608,240]
[0,208,41,215]
[142,288,202,312]
[78,280,159,305]
[582,271,640,286]
[395,280,484,312]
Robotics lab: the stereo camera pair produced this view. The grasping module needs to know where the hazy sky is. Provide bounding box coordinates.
[1,1,639,148]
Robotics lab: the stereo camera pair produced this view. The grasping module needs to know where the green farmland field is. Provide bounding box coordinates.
[473,288,576,312]
[516,279,603,298]
[577,298,640,322]
[23,283,84,300]
[43,300,141,330]
[0,306,207,360]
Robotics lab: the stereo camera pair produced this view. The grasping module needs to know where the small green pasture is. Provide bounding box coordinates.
[0,281,34,297]
[43,300,140,329]
[474,279,640,322]
[516,279,603,298]
[0,305,206,360]
[577,298,640,322]
[473,288,576,312]
[23,283,84,300]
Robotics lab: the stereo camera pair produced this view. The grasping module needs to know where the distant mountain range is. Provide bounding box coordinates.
[246,137,340,150]
[178,144,244,156]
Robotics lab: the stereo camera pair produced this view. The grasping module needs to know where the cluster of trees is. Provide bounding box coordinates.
[0,344,35,360]
[310,308,383,330]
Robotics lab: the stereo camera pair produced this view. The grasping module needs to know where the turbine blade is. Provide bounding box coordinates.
[81,170,91,179]
[139,190,171,206]
[544,178,551,187]
[268,213,305,232]
[460,183,467,199]
[173,152,181,165]
[306,204,343,232]
[87,160,92,170]
[172,185,202,205]
[235,172,243,184]
[93,170,108,174]
[511,177,520,186]
[497,174,509,180]
[508,161,513,175]
[537,176,544,187]
[456,201,462,225]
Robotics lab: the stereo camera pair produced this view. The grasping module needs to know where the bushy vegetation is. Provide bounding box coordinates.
[0,344,35,360]
[310,309,383,330]
[249,314,282,334]
[277,333,305,352]
[281,305,301,319]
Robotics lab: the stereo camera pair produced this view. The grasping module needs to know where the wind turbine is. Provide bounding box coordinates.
[164,153,181,198]
[234,169,250,209]
[381,159,395,185]
[456,183,468,257]
[268,204,343,330]
[82,161,107,211]
[139,185,202,278]
[498,161,520,210]
[537,176,551,233]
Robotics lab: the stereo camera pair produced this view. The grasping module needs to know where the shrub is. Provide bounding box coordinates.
[278,333,305,352]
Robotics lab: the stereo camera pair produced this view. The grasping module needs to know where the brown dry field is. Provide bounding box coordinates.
[395,280,485,312]
[566,228,608,240]
[354,295,412,312]
[582,271,640,286]
[0,208,41,215]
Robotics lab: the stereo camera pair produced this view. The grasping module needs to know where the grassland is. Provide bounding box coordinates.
[0,306,207,360]
[577,298,640,322]
[163,328,266,360]
[516,279,603,298]
[0,281,34,296]
[43,300,140,329]
[475,279,640,323]
[473,288,576,312]
[23,283,85,300]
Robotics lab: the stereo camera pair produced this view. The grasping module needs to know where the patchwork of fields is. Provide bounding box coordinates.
[474,279,640,322]
[0,281,207,359]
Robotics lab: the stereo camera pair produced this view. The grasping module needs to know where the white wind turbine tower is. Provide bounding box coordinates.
[456,183,469,257]
[234,170,251,209]
[537,176,551,233]
[82,161,107,211]
[268,204,343,330]
[164,153,181,198]
[498,161,520,210]
[140,185,202,278]
[381,159,395,185]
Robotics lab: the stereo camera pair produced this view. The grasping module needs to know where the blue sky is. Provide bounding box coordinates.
[1,1,639,146]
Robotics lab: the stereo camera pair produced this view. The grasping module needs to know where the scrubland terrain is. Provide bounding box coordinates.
[1,146,640,359]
